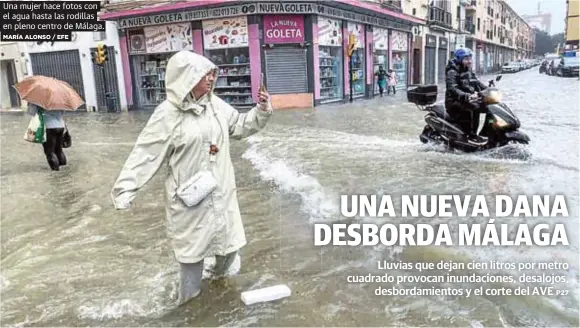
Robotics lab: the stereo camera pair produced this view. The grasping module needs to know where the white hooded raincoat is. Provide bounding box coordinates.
[111,51,272,263]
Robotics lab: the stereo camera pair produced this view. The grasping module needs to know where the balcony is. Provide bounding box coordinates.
[427,6,453,29]
[459,0,471,5]
[459,19,476,34]
[380,0,403,12]
[465,0,477,11]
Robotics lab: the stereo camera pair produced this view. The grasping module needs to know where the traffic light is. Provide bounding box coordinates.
[96,44,108,65]
[347,33,357,57]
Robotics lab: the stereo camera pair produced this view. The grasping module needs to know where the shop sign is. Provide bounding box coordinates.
[118,2,413,33]
[202,16,249,50]
[119,5,246,28]
[426,34,437,47]
[318,16,342,47]
[257,2,314,14]
[438,37,448,49]
[143,22,193,53]
[317,5,412,32]
[347,22,364,48]
[373,28,389,50]
[263,15,305,44]
[390,30,408,51]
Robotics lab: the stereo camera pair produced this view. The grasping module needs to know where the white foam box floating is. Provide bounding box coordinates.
[241,284,291,305]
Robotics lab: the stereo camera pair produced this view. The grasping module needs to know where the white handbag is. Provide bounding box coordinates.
[176,170,218,207]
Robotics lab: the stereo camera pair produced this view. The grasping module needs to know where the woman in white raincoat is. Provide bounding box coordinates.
[110,50,273,304]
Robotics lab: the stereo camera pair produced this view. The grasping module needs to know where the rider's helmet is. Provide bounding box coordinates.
[454,48,473,64]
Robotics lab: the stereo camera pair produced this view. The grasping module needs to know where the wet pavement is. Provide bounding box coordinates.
[1,70,579,327]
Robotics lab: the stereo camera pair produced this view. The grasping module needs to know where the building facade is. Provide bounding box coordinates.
[1,22,128,112]
[101,1,424,110]
[25,23,128,112]
[565,0,579,51]
[399,0,534,78]
[0,41,28,110]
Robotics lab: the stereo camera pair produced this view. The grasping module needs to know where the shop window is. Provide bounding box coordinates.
[319,46,344,101]
[317,17,343,103]
[205,48,253,108]
[132,54,171,106]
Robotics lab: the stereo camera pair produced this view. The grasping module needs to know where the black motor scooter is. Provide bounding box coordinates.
[407,75,530,152]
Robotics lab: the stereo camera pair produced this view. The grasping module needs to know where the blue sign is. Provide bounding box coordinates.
[563,51,577,57]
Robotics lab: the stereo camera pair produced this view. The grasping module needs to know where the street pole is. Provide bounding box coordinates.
[349,54,353,103]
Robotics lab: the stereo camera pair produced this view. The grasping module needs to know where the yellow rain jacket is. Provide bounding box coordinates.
[111,50,272,263]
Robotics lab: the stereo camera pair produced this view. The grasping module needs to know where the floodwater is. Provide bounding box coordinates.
[1,70,579,327]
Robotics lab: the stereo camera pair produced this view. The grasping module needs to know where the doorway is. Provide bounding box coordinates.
[413,49,421,84]
[0,60,21,109]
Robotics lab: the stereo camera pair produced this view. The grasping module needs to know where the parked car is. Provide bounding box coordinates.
[502,62,520,73]
[555,57,580,77]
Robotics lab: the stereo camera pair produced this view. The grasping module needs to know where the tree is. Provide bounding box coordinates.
[534,28,567,55]
[534,28,553,55]
[551,32,565,50]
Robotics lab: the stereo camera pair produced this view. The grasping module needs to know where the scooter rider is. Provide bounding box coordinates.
[445,47,488,136]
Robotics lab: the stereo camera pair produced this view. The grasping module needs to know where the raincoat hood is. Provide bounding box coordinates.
[165,50,218,110]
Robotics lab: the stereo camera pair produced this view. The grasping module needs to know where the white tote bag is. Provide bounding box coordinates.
[23,113,46,143]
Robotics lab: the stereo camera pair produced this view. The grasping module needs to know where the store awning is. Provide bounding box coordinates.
[100,0,425,27]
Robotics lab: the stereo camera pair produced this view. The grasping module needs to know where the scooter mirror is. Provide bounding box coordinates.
[496,75,502,81]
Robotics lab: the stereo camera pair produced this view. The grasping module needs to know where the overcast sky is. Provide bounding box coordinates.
[505,0,566,35]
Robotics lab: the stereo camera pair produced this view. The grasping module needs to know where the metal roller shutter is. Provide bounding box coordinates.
[438,49,448,82]
[425,47,437,84]
[29,50,86,111]
[264,46,308,94]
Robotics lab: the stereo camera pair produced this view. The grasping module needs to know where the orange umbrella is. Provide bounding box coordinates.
[13,75,84,111]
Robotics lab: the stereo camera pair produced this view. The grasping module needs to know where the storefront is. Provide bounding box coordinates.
[262,15,308,97]
[372,27,389,95]
[317,16,344,103]
[128,22,194,107]
[390,30,409,90]
[105,1,422,109]
[202,16,253,109]
[346,22,366,98]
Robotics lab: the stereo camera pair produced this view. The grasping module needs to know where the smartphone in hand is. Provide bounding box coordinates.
[259,73,267,102]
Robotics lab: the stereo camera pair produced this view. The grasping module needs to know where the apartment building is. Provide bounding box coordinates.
[462,0,534,73]
[400,0,534,79]
[565,0,579,51]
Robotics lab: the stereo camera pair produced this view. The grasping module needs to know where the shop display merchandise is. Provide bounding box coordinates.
[207,48,253,109]
[133,55,170,106]
[318,46,343,102]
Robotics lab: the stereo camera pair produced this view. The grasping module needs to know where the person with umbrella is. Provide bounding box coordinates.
[15,75,83,171]
[27,103,67,170]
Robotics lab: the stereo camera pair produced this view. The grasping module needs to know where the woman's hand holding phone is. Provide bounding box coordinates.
[258,73,271,111]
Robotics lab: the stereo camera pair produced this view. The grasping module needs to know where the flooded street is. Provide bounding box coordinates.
[1,70,579,327]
